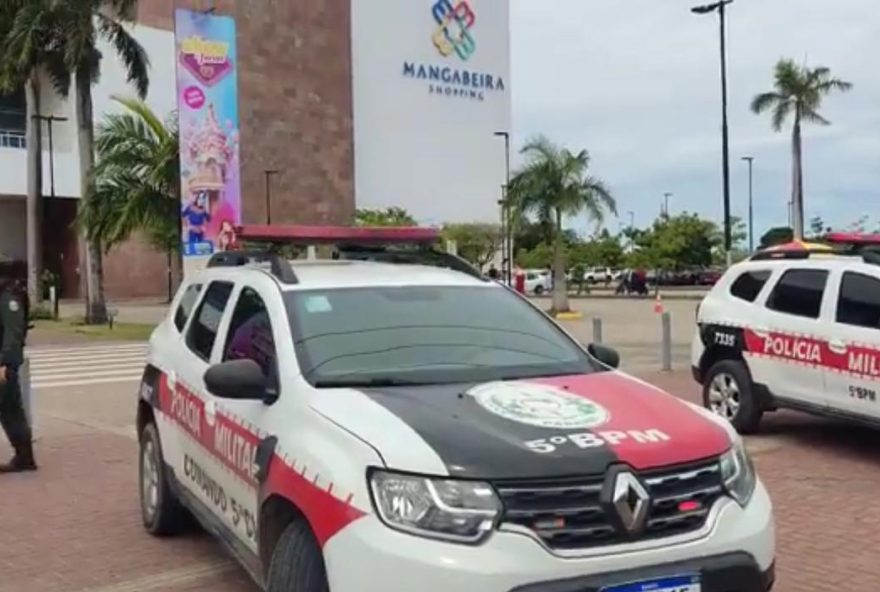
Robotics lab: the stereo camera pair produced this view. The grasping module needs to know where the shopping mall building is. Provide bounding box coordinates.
[0,0,510,299]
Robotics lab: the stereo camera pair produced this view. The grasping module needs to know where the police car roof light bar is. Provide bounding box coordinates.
[234,224,487,282]
[824,232,880,246]
[236,224,441,246]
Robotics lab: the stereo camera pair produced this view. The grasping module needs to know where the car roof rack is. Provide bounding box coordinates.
[217,224,487,284]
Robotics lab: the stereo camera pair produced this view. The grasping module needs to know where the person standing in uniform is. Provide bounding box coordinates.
[0,279,36,473]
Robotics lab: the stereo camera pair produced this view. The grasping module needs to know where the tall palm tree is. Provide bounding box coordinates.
[1,0,149,323]
[508,135,616,314]
[751,59,851,239]
[77,96,181,300]
[0,0,64,305]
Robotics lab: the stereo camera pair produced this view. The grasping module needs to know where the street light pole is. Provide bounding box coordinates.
[32,114,68,198]
[263,169,279,224]
[494,131,512,284]
[741,156,754,252]
[663,192,673,217]
[692,0,734,265]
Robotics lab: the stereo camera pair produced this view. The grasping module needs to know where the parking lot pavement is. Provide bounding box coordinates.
[4,363,880,591]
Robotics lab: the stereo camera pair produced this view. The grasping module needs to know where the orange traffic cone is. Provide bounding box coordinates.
[653,292,664,314]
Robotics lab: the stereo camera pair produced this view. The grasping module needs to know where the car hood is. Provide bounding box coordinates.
[309,372,732,480]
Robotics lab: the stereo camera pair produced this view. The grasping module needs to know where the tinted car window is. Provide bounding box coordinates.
[174,283,203,331]
[837,272,880,329]
[223,288,278,387]
[285,286,597,386]
[730,270,771,303]
[186,281,234,361]
[766,269,828,319]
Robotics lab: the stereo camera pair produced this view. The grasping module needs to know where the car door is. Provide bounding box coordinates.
[207,281,286,552]
[824,266,880,420]
[176,280,237,530]
[749,266,831,409]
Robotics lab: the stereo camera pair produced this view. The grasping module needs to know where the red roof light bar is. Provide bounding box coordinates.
[236,224,440,245]
[825,232,880,246]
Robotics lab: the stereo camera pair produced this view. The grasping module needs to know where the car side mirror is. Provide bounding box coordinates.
[204,359,269,401]
[587,343,620,369]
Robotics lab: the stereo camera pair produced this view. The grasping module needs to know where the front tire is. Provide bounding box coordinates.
[703,360,763,433]
[266,520,329,592]
[534,285,545,295]
[139,422,186,535]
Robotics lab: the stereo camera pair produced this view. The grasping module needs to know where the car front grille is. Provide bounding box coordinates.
[493,459,726,550]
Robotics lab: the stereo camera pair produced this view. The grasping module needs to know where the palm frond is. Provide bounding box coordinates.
[801,107,830,126]
[771,100,794,131]
[750,91,784,115]
[97,13,149,97]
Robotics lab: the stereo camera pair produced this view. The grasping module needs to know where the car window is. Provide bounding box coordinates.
[223,287,279,389]
[285,285,598,387]
[174,283,203,331]
[185,281,234,361]
[766,269,828,319]
[729,270,771,303]
[837,272,880,329]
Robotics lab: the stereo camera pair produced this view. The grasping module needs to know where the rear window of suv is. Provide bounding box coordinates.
[766,269,828,319]
[729,270,771,302]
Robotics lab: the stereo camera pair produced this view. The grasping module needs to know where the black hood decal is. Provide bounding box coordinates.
[361,382,620,480]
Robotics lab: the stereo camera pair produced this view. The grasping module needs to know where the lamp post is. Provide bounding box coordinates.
[32,114,68,198]
[263,169,279,224]
[663,192,673,217]
[627,210,635,251]
[741,156,754,252]
[494,131,512,284]
[692,0,734,265]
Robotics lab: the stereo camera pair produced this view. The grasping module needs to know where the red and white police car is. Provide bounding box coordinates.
[138,225,774,592]
[693,234,880,433]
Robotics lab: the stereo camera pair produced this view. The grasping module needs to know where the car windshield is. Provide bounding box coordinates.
[284,285,597,387]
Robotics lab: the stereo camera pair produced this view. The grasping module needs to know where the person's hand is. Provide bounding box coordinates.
[0,365,7,385]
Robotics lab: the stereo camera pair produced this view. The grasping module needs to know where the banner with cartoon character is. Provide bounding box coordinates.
[174,9,241,264]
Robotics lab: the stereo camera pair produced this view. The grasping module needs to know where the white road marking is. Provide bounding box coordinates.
[28,342,149,389]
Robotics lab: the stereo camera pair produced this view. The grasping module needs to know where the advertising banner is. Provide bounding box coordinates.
[174,9,241,266]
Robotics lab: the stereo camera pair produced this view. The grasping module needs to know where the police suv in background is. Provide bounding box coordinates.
[138,226,774,592]
[693,236,880,433]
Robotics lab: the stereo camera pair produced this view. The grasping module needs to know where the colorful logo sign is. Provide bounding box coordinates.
[431,0,476,61]
[175,9,241,262]
[179,35,234,86]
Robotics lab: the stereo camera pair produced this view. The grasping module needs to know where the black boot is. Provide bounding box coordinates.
[0,440,37,473]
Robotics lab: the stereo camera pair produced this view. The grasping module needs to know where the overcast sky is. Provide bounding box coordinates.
[510,0,879,239]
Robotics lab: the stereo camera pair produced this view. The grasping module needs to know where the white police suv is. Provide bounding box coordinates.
[692,235,880,433]
[138,225,774,592]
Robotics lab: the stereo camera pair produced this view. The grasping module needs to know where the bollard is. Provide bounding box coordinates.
[307,245,317,260]
[661,311,672,371]
[592,317,603,344]
[49,285,58,320]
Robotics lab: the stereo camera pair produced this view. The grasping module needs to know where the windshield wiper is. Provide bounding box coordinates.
[313,376,428,388]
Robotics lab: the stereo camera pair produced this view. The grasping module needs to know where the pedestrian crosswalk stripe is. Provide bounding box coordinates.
[27,342,148,389]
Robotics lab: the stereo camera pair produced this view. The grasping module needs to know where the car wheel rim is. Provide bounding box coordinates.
[708,372,741,420]
[141,439,160,521]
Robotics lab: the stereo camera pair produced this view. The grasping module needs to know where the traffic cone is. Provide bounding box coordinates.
[653,292,664,314]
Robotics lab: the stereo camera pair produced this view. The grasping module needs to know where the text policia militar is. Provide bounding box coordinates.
[183,454,257,542]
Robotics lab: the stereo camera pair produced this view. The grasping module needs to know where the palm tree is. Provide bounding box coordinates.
[508,136,616,314]
[1,0,149,323]
[751,59,852,239]
[77,96,181,300]
[0,0,64,305]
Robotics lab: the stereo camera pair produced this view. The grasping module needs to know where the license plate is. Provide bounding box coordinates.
[600,574,701,592]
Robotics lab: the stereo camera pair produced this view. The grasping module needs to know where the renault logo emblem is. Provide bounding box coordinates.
[611,471,650,533]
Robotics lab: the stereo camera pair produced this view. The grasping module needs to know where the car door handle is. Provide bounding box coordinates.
[828,339,848,354]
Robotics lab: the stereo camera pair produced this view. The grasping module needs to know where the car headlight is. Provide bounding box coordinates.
[369,470,501,543]
[720,438,756,507]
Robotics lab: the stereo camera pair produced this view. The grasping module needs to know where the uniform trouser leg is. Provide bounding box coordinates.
[0,374,34,462]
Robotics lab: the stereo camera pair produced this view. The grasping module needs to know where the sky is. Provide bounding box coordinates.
[510,0,880,241]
